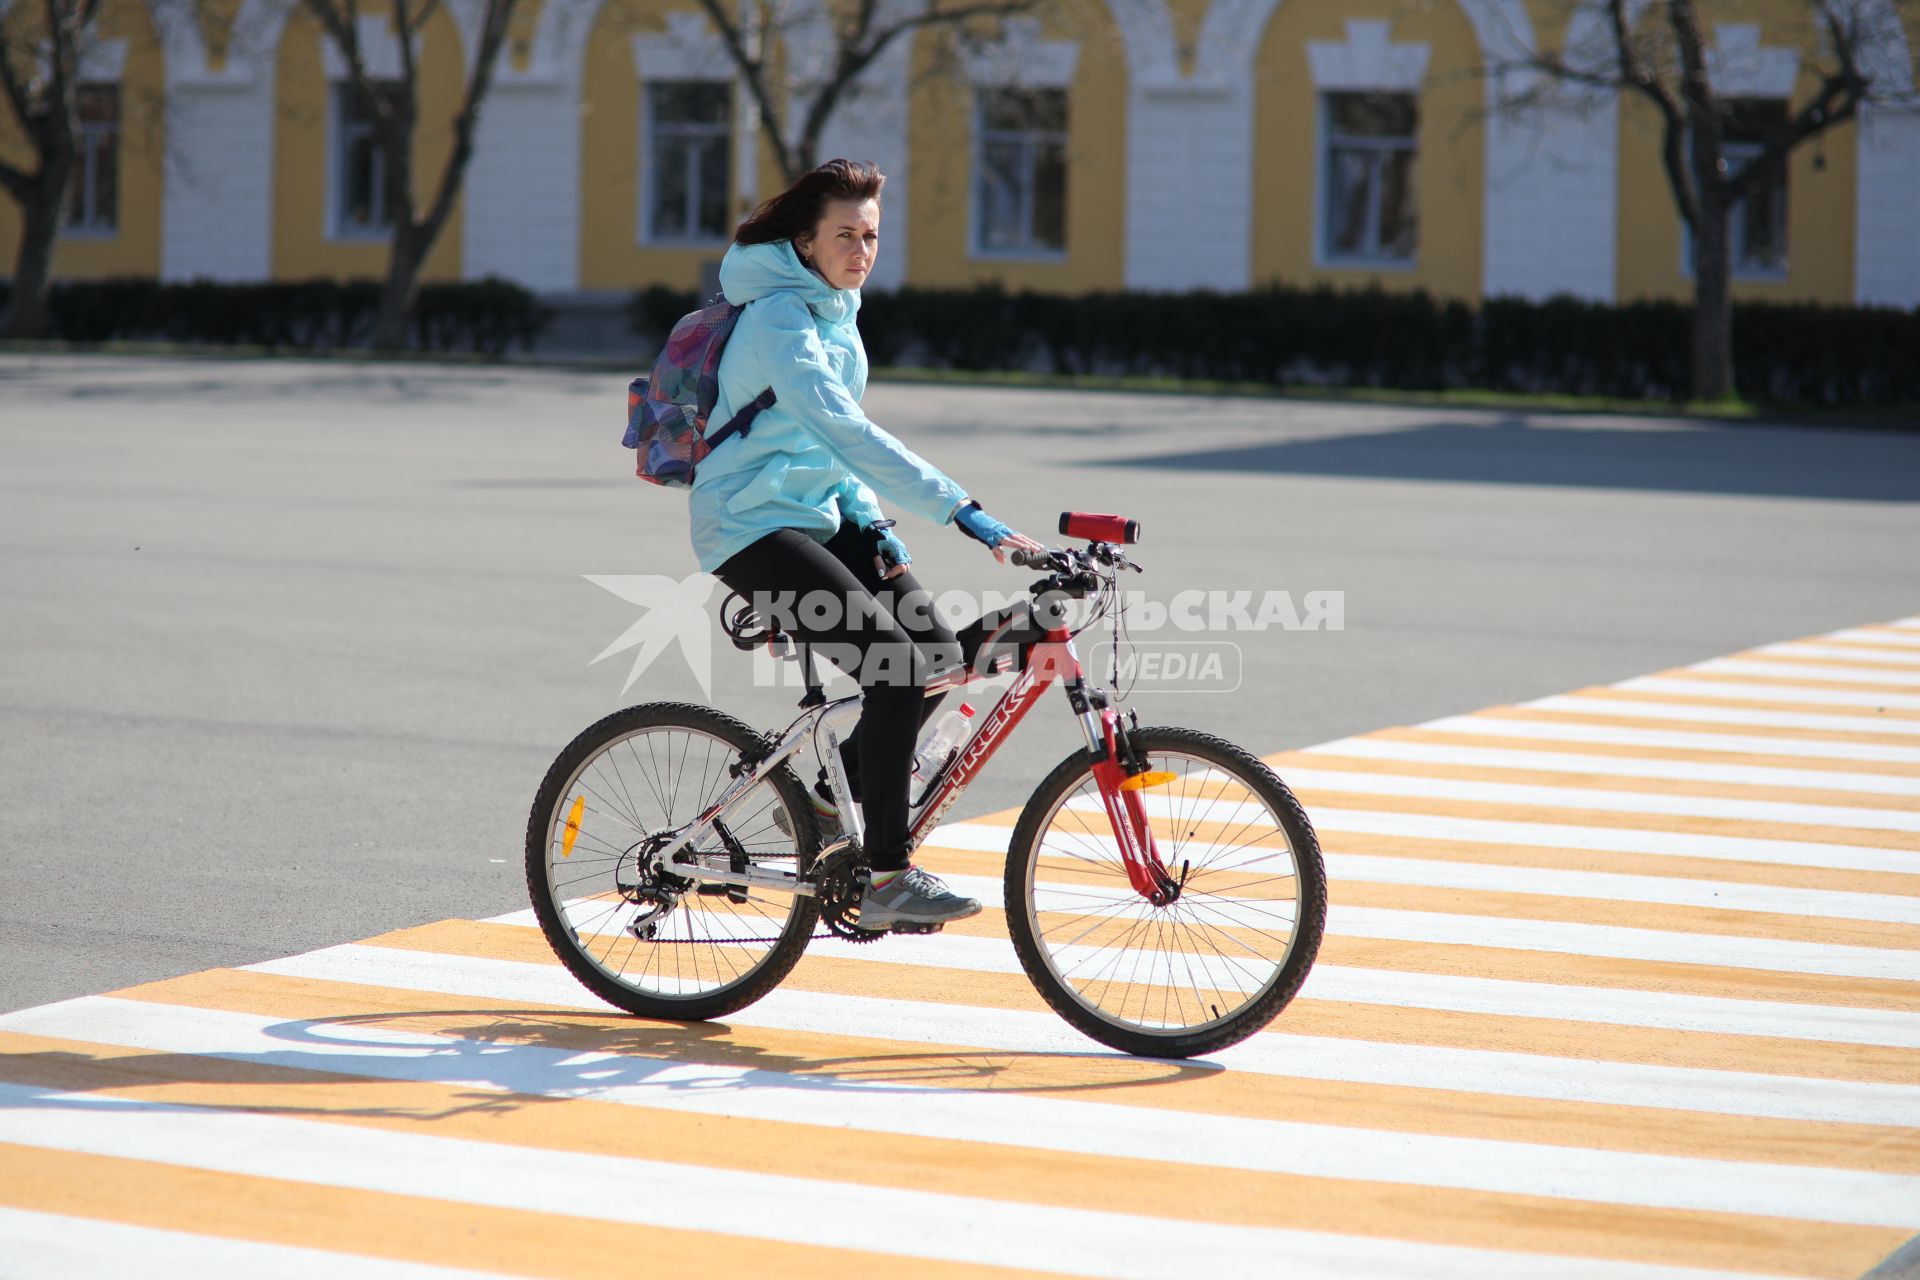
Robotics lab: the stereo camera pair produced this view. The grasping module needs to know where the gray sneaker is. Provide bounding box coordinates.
[858,865,982,931]
[773,784,844,847]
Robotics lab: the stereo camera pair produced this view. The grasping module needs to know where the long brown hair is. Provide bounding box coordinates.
[734,159,885,246]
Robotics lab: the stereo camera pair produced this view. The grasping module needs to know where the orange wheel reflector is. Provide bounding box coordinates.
[561,794,585,858]
[1119,771,1177,791]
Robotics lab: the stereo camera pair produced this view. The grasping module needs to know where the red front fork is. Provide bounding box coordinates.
[1088,709,1178,905]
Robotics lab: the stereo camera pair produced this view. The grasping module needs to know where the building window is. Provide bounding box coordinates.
[1321,91,1418,264]
[974,87,1067,255]
[644,81,732,243]
[332,81,397,237]
[1724,98,1789,275]
[66,84,118,234]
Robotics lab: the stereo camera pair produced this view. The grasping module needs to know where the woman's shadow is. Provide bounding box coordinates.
[0,1005,1225,1127]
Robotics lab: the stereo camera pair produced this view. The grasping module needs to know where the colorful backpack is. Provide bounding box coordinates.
[622,298,776,488]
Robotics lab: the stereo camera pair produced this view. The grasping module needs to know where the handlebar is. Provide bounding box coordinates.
[1010,543,1142,574]
[1009,511,1142,573]
[1010,547,1059,571]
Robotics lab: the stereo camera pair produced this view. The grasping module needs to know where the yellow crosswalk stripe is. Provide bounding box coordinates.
[0,1142,1043,1280]
[5,615,1920,1277]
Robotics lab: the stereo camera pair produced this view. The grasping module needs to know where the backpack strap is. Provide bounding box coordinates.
[705,386,776,451]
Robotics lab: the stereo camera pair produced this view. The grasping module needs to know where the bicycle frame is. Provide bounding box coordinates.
[655,615,1175,905]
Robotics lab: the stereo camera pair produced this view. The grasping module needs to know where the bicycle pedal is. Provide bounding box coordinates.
[886,921,946,936]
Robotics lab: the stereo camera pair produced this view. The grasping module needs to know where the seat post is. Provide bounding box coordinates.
[797,642,826,708]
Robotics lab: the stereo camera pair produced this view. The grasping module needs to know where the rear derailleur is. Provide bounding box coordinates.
[617,830,691,941]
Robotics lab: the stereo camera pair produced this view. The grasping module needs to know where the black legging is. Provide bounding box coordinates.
[714,520,960,871]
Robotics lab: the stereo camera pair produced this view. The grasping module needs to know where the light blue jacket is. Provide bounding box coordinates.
[689,240,971,574]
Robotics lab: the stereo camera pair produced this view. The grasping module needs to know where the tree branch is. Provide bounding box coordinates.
[1626,0,1700,231]
[1721,8,1870,205]
[42,0,73,95]
[690,0,794,178]
[392,0,417,91]
[1656,105,1701,231]
[794,11,885,163]
[789,0,1041,173]
[0,29,41,129]
[867,0,1036,49]
[305,0,374,103]
[0,154,30,198]
[417,0,513,236]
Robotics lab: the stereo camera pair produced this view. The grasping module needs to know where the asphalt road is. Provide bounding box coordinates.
[2,352,1916,1015]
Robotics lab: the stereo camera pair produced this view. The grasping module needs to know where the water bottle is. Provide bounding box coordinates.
[910,702,975,807]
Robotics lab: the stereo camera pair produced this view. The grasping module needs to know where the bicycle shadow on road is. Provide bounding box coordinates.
[0,1005,1223,1129]
[333,1007,1227,1094]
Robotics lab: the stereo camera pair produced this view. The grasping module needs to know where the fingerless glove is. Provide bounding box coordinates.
[864,518,911,569]
[953,501,1011,549]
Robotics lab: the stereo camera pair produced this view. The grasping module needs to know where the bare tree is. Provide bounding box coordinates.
[300,0,516,350]
[689,0,1050,183]
[0,0,101,338]
[1486,0,1915,400]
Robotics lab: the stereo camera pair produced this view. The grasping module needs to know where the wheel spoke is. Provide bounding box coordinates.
[531,714,816,1008]
[1015,742,1321,1046]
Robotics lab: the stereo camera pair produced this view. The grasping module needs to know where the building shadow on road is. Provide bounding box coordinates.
[1092,417,1920,502]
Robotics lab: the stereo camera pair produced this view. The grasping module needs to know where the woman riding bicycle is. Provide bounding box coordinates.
[695,158,1045,931]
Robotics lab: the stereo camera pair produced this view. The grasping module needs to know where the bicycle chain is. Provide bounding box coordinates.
[617,846,883,945]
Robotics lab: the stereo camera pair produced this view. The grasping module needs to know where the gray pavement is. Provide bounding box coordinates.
[2,352,1916,1014]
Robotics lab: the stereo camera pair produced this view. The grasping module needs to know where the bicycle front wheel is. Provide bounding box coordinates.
[525,701,820,1022]
[1004,726,1326,1058]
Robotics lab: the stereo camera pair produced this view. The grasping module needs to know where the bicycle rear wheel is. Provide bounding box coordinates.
[525,701,820,1021]
[1003,726,1326,1058]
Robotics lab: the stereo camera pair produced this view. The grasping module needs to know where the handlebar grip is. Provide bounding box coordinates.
[1011,547,1054,570]
[1059,511,1141,545]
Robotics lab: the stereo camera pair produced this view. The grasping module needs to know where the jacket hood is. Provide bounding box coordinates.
[719,240,860,326]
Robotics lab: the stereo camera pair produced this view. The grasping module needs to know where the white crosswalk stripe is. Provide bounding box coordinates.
[1411,713,1920,764]
[1616,676,1920,711]
[1692,658,1920,688]
[1298,734,1920,795]
[1526,693,1920,735]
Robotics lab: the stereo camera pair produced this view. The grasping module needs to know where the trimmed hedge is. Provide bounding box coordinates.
[629,281,1920,407]
[0,276,552,357]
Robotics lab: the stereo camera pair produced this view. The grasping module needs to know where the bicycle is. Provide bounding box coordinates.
[526,511,1326,1057]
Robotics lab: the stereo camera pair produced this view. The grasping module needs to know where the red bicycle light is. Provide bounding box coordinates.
[1059,511,1141,544]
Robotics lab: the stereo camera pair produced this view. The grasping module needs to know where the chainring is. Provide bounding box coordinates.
[814,846,884,943]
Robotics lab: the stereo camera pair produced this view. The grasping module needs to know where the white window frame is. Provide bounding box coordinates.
[326,80,396,242]
[1678,26,1798,281]
[970,86,1069,261]
[64,82,119,238]
[1680,101,1791,281]
[1315,90,1420,269]
[638,79,733,247]
[1723,136,1790,278]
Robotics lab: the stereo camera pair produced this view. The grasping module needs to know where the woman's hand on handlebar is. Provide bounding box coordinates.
[993,531,1046,566]
[954,500,1042,564]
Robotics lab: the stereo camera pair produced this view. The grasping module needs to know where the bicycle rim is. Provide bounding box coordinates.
[1018,746,1310,1041]
[536,721,811,1005]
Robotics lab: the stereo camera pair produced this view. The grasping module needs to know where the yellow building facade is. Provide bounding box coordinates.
[4,0,1917,307]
